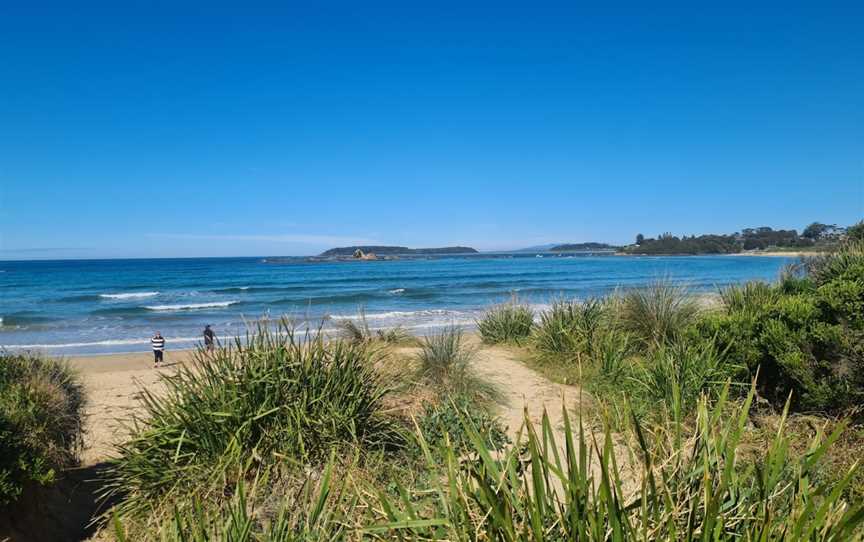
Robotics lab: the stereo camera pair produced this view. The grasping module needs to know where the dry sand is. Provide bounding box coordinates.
[69,350,196,465]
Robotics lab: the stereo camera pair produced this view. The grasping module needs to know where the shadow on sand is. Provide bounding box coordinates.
[0,462,117,542]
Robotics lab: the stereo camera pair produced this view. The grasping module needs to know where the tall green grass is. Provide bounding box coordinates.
[113,384,864,540]
[415,325,500,403]
[0,353,85,504]
[366,382,864,540]
[532,298,607,357]
[104,322,401,519]
[476,302,534,344]
[617,281,701,348]
[719,280,779,313]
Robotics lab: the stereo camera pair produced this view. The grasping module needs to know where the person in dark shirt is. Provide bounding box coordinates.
[203,325,216,351]
[151,331,165,368]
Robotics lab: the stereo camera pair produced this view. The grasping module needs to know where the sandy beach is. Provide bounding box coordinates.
[732,251,824,257]
[68,339,581,467]
[69,350,196,465]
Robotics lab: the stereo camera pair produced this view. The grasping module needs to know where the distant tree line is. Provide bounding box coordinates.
[624,221,861,255]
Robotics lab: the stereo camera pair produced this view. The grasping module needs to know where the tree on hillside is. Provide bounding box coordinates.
[847,220,864,242]
[802,222,830,240]
[636,233,644,245]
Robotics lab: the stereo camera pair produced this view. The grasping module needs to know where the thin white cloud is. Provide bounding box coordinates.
[148,233,384,246]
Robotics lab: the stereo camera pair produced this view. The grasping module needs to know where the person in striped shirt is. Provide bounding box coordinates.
[151,331,165,367]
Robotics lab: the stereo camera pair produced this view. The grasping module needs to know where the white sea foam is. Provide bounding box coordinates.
[145,301,238,311]
[388,288,406,294]
[100,291,159,299]
[329,309,468,321]
[2,336,202,349]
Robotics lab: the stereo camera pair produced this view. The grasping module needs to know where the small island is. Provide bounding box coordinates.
[318,245,478,258]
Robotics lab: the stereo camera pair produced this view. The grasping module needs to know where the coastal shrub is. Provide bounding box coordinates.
[416,396,509,457]
[701,243,864,412]
[0,353,85,505]
[591,328,633,384]
[374,326,413,345]
[363,383,864,540]
[617,281,701,348]
[476,302,534,344]
[105,323,401,519]
[847,221,864,242]
[415,326,499,403]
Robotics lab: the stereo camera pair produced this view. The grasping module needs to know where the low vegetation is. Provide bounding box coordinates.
[699,240,864,411]
[414,325,500,404]
[476,301,534,344]
[114,384,864,540]
[617,281,702,348]
[0,353,85,505]
[104,323,403,522]
[334,309,412,345]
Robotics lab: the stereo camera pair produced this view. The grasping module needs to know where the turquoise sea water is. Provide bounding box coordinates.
[0,255,796,355]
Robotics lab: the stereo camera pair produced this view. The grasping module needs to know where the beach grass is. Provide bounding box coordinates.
[103,320,403,521]
[334,307,413,345]
[476,301,534,344]
[616,280,701,348]
[113,382,864,540]
[414,325,501,404]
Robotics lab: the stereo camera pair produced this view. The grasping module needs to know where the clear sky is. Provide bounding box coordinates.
[1,1,862,259]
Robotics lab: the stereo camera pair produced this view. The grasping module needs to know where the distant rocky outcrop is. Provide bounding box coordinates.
[319,246,478,257]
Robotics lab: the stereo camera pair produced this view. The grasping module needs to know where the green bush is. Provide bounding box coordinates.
[701,243,864,412]
[476,302,534,344]
[105,323,401,519]
[0,353,85,505]
[720,280,779,313]
[416,396,509,457]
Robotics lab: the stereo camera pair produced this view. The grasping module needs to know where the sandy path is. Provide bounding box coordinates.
[471,344,588,440]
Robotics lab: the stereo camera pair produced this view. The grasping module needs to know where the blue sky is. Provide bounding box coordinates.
[1,1,862,259]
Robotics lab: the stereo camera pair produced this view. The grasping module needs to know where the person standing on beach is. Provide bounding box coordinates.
[203,325,216,351]
[151,331,165,367]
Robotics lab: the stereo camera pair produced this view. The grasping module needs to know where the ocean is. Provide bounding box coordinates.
[0,254,797,355]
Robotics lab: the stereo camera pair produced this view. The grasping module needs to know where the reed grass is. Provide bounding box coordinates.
[719,280,779,313]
